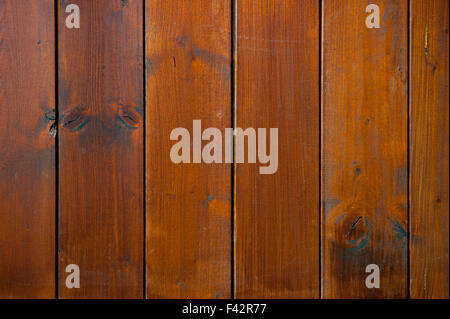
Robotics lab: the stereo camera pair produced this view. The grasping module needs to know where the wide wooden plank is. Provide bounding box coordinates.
[146,0,231,298]
[58,0,143,298]
[410,0,449,299]
[0,0,55,299]
[322,0,408,298]
[235,0,319,298]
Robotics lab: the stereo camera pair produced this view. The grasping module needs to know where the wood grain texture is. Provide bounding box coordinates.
[235,0,319,298]
[322,0,408,298]
[58,0,143,298]
[410,0,449,299]
[0,0,55,299]
[146,0,231,298]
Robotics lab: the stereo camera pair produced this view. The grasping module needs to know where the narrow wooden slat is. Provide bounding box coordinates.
[235,0,319,298]
[322,0,408,298]
[146,0,231,298]
[0,0,55,299]
[58,0,143,298]
[410,0,449,299]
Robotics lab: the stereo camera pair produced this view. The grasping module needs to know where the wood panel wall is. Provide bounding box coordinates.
[58,0,143,298]
[0,0,55,299]
[410,0,449,299]
[0,0,448,299]
[322,0,408,298]
[145,0,231,299]
[235,0,319,298]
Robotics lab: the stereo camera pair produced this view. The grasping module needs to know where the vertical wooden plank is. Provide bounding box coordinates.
[410,0,449,299]
[146,0,231,298]
[235,0,319,298]
[0,0,55,299]
[322,0,408,298]
[58,0,143,298]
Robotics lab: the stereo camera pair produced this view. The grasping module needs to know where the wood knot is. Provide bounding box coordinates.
[328,202,373,254]
[44,109,57,138]
[61,105,89,132]
[117,107,140,129]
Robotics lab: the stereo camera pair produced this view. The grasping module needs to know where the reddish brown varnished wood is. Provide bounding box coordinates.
[235,0,320,298]
[0,0,447,300]
[58,0,143,298]
[410,0,449,299]
[0,0,55,299]
[322,0,408,298]
[145,0,231,298]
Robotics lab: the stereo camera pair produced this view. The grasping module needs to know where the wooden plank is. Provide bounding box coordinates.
[322,0,408,298]
[145,0,231,298]
[235,0,319,298]
[0,0,55,299]
[58,0,143,298]
[410,0,449,299]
